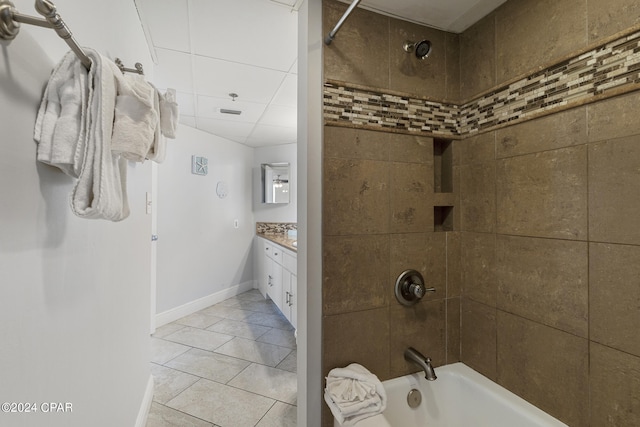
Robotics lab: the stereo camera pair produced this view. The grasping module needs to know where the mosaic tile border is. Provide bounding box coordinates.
[324,29,640,138]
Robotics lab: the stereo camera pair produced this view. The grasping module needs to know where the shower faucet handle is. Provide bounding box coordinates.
[395,270,435,306]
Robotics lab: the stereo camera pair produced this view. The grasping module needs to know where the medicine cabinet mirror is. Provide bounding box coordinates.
[261,162,290,204]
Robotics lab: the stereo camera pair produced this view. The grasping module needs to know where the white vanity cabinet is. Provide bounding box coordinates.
[256,237,297,329]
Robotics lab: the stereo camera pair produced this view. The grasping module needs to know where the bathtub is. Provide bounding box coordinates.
[334,363,568,427]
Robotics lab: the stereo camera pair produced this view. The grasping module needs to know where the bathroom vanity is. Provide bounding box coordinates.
[255,235,297,329]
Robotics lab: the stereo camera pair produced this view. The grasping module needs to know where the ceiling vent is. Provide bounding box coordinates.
[220,108,242,115]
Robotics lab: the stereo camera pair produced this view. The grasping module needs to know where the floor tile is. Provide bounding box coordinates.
[152,323,187,339]
[206,319,271,340]
[175,312,224,329]
[256,401,297,427]
[145,402,213,427]
[245,311,294,331]
[166,378,275,427]
[163,327,233,351]
[150,363,200,404]
[236,290,266,302]
[257,328,297,349]
[229,363,298,405]
[276,350,297,373]
[165,348,250,383]
[200,305,255,321]
[215,337,292,367]
[151,338,191,365]
[234,299,282,315]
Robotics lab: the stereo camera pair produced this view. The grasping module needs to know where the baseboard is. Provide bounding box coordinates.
[135,374,154,427]
[155,281,256,328]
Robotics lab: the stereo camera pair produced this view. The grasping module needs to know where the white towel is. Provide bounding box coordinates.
[34,50,88,178]
[70,49,129,221]
[324,363,387,426]
[111,74,158,162]
[146,89,166,163]
[159,88,179,139]
[35,48,130,221]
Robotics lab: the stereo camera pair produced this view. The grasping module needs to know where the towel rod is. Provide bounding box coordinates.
[0,0,144,75]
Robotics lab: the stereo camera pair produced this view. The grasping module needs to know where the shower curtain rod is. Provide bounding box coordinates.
[324,0,362,45]
[0,0,143,74]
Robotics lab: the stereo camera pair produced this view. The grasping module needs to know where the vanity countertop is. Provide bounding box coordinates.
[257,232,297,253]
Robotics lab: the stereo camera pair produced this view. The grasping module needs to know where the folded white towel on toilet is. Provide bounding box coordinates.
[324,363,387,426]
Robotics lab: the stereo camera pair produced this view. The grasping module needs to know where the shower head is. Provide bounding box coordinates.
[403,40,432,60]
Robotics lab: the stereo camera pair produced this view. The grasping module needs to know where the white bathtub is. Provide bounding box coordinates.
[335,363,568,427]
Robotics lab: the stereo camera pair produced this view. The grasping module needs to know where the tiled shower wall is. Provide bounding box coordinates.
[457,1,640,426]
[322,0,640,426]
[321,2,462,426]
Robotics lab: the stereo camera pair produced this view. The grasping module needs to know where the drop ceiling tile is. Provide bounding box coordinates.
[246,123,297,146]
[180,116,197,127]
[271,74,297,107]
[190,0,297,71]
[196,117,255,143]
[196,95,267,122]
[193,56,286,103]
[141,0,190,51]
[153,48,194,93]
[258,105,297,128]
[176,92,196,116]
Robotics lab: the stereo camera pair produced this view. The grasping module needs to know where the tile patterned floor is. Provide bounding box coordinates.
[146,290,297,427]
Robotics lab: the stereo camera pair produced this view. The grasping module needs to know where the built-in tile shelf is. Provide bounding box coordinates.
[324,27,640,139]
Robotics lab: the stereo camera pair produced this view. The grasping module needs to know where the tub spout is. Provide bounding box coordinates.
[404,347,437,381]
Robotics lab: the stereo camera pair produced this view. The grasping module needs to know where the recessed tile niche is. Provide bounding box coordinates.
[434,138,454,232]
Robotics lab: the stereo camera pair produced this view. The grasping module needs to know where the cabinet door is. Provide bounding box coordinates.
[289,274,297,329]
[255,238,268,298]
[268,258,284,311]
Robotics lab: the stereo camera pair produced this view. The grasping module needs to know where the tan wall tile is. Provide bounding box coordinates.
[590,343,640,427]
[324,126,390,161]
[588,91,640,142]
[460,13,496,100]
[589,136,640,245]
[323,235,390,316]
[389,19,447,100]
[496,235,588,337]
[461,298,497,380]
[445,33,461,103]
[389,233,446,303]
[323,308,390,380]
[495,0,587,84]
[389,299,446,378]
[496,146,588,240]
[322,0,389,88]
[496,108,587,159]
[460,162,496,233]
[496,311,589,427]
[590,243,640,356]
[388,134,433,164]
[459,132,495,165]
[446,232,462,297]
[588,0,640,43]
[447,298,461,363]
[461,232,496,307]
[390,162,432,233]
[323,158,389,235]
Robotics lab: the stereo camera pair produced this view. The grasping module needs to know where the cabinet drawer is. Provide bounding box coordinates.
[283,252,296,274]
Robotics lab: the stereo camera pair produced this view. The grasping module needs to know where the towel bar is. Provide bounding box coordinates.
[0,0,143,74]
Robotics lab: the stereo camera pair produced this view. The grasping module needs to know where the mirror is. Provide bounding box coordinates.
[261,163,290,204]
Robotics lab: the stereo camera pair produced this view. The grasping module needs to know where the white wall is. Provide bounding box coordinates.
[156,125,255,314]
[0,1,153,427]
[253,143,298,223]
